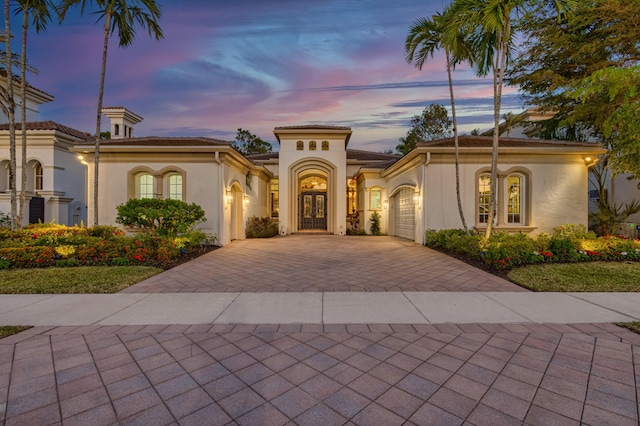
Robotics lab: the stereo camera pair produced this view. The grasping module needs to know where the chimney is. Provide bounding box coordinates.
[101,107,143,139]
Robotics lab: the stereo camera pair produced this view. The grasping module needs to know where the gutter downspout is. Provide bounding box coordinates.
[421,152,431,244]
[214,152,223,245]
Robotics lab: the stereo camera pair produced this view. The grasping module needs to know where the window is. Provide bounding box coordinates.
[270,179,279,217]
[370,187,382,210]
[114,124,120,136]
[506,174,523,224]
[0,160,9,191]
[477,171,528,227]
[322,141,329,151]
[35,162,43,191]
[138,174,154,198]
[309,141,316,151]
[478,174,491,224]
[296,141,304,151]
[168,174,182,200]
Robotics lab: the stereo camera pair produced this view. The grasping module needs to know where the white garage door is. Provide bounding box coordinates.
[393,187,415,240]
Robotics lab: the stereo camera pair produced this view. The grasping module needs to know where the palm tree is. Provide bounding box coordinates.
[448,0,575,238]
[405,7,476,235]
[15,0,55,227]
[3,0,18,230]
[59,0,163,225]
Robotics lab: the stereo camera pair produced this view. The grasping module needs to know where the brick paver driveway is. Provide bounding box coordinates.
[123,235,524,293]
[3,323,639,425]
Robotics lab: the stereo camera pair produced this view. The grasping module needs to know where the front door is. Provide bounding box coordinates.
[299,191,327,230]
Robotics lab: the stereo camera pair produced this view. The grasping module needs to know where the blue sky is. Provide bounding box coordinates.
[12,0,524,151]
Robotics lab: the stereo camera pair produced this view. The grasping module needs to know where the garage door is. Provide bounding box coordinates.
[393,187,415,240]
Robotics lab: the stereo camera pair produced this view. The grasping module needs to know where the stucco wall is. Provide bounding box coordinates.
[424,154,590,235]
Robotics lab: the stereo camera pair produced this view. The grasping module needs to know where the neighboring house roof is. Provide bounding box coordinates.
[98,136,232,146]
[417,135,601,149]
[0,121,91,141]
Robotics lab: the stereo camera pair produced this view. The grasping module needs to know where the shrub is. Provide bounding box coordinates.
[0,211,10,228]
[87,225,125,239]
[245,216,278,238]
[346,228,366,236]
[55,259,80,267]
[0,247,57,268]
[115,198,206,236]
[370,212,381,236]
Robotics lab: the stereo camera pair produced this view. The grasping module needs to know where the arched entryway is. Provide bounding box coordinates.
[288,159,339,234]
[298,174,327,231]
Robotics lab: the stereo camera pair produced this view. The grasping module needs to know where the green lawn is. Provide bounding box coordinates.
[508,261,640,292]
[0,326,32,339]
[0,266,162,294]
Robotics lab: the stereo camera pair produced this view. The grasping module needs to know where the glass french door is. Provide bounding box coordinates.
[299,191,327,230]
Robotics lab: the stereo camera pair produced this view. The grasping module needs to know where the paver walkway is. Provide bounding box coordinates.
[2,323,640,425]
[123,235,524,293]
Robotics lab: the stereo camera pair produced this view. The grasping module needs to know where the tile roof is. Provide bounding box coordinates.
[417,135,601,148]
[99,136,232,146]
[274,125,352,131]
[346,149,400,161]
[245,152,279,161]
[0,121,91,141]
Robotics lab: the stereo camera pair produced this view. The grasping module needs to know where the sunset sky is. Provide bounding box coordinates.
[12,0,524,151]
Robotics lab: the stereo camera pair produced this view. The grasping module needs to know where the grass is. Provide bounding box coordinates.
[0,326,32,339]
[617,322,640,334]
[0,266,162,294]
[508,261,640,292]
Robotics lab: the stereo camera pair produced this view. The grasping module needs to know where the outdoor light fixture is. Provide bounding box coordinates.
[226,190,232,204]
[244,194,250,205]
[383,200,389,210]
[413,193,420,204]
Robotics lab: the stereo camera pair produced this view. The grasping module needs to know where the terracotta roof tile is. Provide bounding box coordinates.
[100,136,232,146]
[417,135,601,148]
[0,121,91,141]
[347,149,400,161]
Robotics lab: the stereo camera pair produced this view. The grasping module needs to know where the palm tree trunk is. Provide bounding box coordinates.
[93,11,111,226]
[4,0,17,230]
[486,30,504,239]
[485,18,511,240]
[18,8,29,227]
[446,53,469,235]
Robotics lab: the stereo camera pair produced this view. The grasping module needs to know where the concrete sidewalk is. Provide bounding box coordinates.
[2,291,640,326]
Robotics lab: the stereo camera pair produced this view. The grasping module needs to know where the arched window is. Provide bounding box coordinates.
[114,124,120,136]
[138,173,154,198]
[168,174,183,200]
[296,141,304,151]
[322,141,329,151]
[506,174,524,225]
[478,174,491,224]
[35,162,43,191]
[309,141,316,151]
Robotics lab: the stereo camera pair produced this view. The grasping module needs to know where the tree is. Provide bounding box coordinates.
[3,0,17,230]
[405,7,476,234]
[15,0,55,227]
[448,0,575,238]
[589,157,640,236]
[232,128,272,155]
[396,104,451,156]
[508,0,640,176]
[59,0,164,226]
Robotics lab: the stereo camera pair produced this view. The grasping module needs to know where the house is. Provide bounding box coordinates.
[68,108,604,245]
[0,81,89,226]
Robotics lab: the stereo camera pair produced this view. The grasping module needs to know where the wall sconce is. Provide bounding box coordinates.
[584,156,598,167]
[226,190,232,204]
[243,194,250,205]
[383,200,389,210]
[413,193,420,204]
